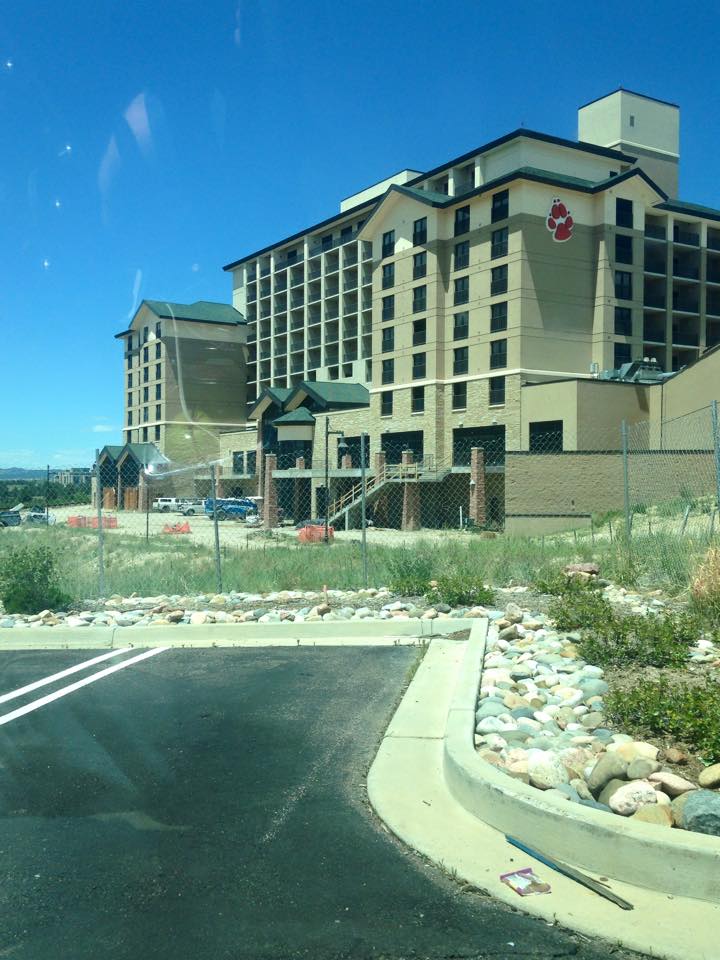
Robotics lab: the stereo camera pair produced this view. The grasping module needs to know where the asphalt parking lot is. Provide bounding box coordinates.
[0,645,640,960]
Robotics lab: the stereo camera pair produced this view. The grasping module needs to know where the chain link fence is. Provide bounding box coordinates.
[1,404,719,599]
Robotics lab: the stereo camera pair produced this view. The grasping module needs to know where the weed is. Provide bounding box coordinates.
[578,611,701,668]
[606,677,720,763]
[425,574,494,608]
[690,547,720,625]
[0,543,73,614]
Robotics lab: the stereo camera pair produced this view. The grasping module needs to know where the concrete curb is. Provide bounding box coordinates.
[0,617,472,650]
[442,620,720,903]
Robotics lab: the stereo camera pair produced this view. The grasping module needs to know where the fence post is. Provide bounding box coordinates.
[209,463,223,594]
[712,400,720,514]
[621,420,632,543]
[360,432,368,588]
[95,448,106,597]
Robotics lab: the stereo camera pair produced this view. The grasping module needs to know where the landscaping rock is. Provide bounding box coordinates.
[587,754,628,794]
[670,792,692,827]
[698,763,720,789]
[608,780,658,816]
[527,751,569,790]
[631,805,673,827]
[679,790,720,836]
[648,771,698,798]
[664,747,689,765]
[598,778,629,807]
[626,758,661,780]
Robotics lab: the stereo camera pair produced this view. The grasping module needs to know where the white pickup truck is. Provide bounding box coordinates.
[152,497,185,512]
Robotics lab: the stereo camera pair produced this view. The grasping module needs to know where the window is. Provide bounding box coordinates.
[127,372,132,388]
[453,311,469,340]
[142,325,149,343]
[154,426,160,442]
[155,342,162,359]
[127,353,132,369]
[143,346,149,363]
[142,427,148,442]
[382,358,394,384]
[411,385,425,413]
[381,391,393,416]
[491,265,508,295]
[143,386,149,403]
[382,262,394,289]
[491,189,509,223]
[412,352,426,379]
[490,338,507,369]
[382,230,395,258]
[615,270,633,300]
[155,321,161,338]
[615,233,633,265]
[321,233,333,251]
[454,205,470,236]
[491,302,508,332]
[454,276,469,305]
[454,346,468,375]
[452,381,467,410]
[413,285,427,313]
[616,198,633,229]
[382,295,394,321]
[143,367,149,383]
[125,430,132,443]
[413,251,427,279]
[491,227,508,259]
[126,391,132,409]
[246,451,257,475]
[454,240,469,270]
[529,420,563,453]
[127,334,133,351]
[614,307,632,336]
[155,383,161,400]
[614,342,632,367]
[340,226,353,243]
[126,410,132,427]
[232,452,245,473]
[489,375,505,406]
[381,326,394,352]
[413,217,427,245]
[155,363,161,379]
[142,407,148,423]
[413,317,426,345]
[155,404,161,419]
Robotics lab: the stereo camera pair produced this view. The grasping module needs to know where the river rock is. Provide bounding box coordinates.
[648,771,698,798]
[679,790,720,836]
[698,763,720,789]
[598,778,629,806]
[587,754,628,794]
[608,780,658,816]
[527,751,569,790]
[670,792,693,827]
[632,805,673,827]
[626,758,661,780]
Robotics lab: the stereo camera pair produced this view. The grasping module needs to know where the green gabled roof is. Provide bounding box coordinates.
[98,445,124,463]
[654,200,720,223]
[117,443,169,466]
[398,185,454,205]
[143,300,245,325]
[272,407,316,426]
[288,381,370,410]
[247,386,294,420]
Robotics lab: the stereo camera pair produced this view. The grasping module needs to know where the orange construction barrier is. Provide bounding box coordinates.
[162,521,191,534]
[298,524,333,543]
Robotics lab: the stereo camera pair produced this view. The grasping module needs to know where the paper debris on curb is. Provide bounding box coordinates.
[500,868,551,897]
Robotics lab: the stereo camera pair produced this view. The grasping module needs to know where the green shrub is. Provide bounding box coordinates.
[577,611,700,668]
[0,544,72,614]
[425,574,494,608]
[606,677,720,763]
[386,546,435,596]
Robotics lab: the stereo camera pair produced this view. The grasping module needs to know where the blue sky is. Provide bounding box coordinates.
[2,0,719,467]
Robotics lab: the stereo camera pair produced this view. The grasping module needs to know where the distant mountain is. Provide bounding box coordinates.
[0,468,47,480]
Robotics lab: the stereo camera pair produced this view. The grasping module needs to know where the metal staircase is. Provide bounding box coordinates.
[328,458,450,525]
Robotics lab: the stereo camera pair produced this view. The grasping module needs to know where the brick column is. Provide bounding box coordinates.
[295,456,305,470]
[263,453,279,528]
[341,453,352,469]
[256,441,264,498]
[138,471,148,512]
[214,463,224,499]
[401,450,420,531]
[469,447,486,525]
[374,451,386,475]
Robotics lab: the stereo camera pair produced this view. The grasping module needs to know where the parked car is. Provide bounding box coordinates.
[24,509,56,525]
[204,497,259,521]
[153,497,184,512]
[0,510,22,528]
[177,499,206,516]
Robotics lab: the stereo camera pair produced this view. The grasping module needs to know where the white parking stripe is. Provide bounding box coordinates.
[0,647,169,726]
[0,647,134,705]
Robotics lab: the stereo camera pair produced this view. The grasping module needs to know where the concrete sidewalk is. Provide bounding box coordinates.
[368,634,719,960]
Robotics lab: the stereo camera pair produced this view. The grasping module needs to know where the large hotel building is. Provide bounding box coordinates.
[116,89,720,529]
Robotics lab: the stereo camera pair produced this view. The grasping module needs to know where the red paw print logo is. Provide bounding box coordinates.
[546,198,574,242]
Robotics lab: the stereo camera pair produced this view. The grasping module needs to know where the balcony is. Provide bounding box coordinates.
[643,321,666,343]
[707,267,720,284]
[673,226,700,246]
[644,223,666,241]
[643,260,666,276]
[643,292,666,310]
[673,264,699,281]
[707,297,720,317]
[708,235,720,252]
[247,267,257,282]
[672,328,699,347]
[260,264,271,278]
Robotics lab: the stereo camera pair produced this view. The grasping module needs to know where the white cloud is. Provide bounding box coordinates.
[124,92,153,158]
[91,424,117,433]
